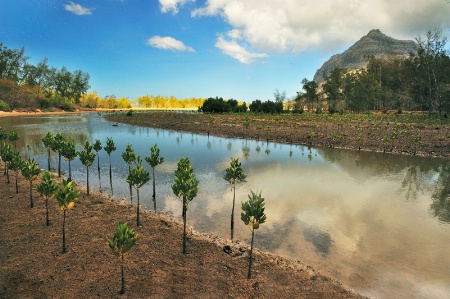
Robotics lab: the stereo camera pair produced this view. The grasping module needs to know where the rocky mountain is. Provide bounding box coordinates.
[313,29,417,83]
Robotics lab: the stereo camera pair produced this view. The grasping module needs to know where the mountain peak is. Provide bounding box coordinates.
[313,30,417,83]
[367,29,383,37]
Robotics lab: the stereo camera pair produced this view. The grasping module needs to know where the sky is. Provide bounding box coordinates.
[1,0,449,102]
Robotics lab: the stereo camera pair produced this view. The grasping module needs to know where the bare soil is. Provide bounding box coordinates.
[106,111,450,159]
[0,161,364,298]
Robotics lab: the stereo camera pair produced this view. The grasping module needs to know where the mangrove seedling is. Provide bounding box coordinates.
[107,222,138,294]
[145,143,164,212]
[172,157,199,254]
[8,128,19,149]
[224,157,247,240]
[61,139,77,181]
[104,137,117,195]
[0,127,8,156]
[21,158,41,208]
[93,139,102,189]
[121,144,136,204]
[51,132,65,177]
[241,190,267,279]
[8,150,23,194]
[126,156,150,226]
[55,179,80,253]
[41,132,54,171]
[2,143,13,181]
[78,141,96,196]
[35,171,58,226]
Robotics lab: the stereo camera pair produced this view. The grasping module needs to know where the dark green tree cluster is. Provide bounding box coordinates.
[249,99,283,114]
[0,42,90,110]
[200,97,247,113]
[298,29,450,116]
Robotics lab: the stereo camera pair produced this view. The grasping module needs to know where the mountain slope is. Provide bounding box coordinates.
[313,29,417,83]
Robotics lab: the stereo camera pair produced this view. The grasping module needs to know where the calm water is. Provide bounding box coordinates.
[1,113,450,299]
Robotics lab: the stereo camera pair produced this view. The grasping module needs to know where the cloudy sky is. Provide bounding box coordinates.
[1,0,449,102]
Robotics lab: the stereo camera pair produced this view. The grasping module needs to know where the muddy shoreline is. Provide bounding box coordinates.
[105,111,450,160]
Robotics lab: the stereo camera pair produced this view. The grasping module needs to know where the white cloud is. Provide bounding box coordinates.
[147,36,195,52]
[192,0,450,54]
[64,1,93,15]
[159,0,194,14]
[215,35,268,64]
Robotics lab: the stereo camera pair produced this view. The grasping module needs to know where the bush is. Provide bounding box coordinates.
[0,100,11,111]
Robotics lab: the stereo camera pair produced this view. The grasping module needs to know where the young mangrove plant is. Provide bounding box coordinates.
[55,179,80,253]
[8,150,23,194]
[241,190,267,279]
[0,127,8,156]
[104,137,117,195]
[224,157,247,240]
[93,139,102,189]
[145,143,164,213]
[121,144,136,204]
[21,158,41,208]
[61,139,77,181]
[41,132,54,171]
[107,222,138,295]
[35,171,58,226]
[126,156,150,226]
[2,143,13,181]
[78,141,96,196]
[8,128,20,149]
[51,132,65,177]
[172,157,199,254]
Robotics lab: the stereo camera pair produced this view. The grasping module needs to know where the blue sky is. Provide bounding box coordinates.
[1,0,449,102]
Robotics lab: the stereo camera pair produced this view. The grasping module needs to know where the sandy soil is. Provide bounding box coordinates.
[0,160,364,298]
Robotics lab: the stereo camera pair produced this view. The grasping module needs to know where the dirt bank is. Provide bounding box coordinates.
[0,161,364,298]
[105,111,450,159]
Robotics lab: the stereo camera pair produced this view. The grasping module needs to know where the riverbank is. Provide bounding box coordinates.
[0,161,364,298]
[106,111,450,159]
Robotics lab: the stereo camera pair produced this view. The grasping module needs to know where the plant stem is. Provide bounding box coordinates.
[248,229,254,279]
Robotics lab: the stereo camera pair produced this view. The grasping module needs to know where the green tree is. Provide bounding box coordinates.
[35,171,58,226]
[78,141,96,196]
[127,156,150,226]
[60,139,77,181]
[172,157,199,254]
[104,137,117,195]
[8,150,23,193]
[107,222,138,294]
[21,158,41,208]
[55,179,80,253]
[241,190,267,279]
[93,139,102,188]
[323,68,347,112]
[41,132,54,171]
[301,78,319,112]
[51,132,65,177]
[224,157,247,240]
[145,144,164,213]
[8,128,19,149]
[121,144,136,204]
[414,29,448,116]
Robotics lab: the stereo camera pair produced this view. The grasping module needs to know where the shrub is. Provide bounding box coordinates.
[0,100,10,111]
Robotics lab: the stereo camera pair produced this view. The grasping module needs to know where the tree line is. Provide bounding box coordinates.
[0,43,90,111]
[296,29,450,116]
[0,126,267,293]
